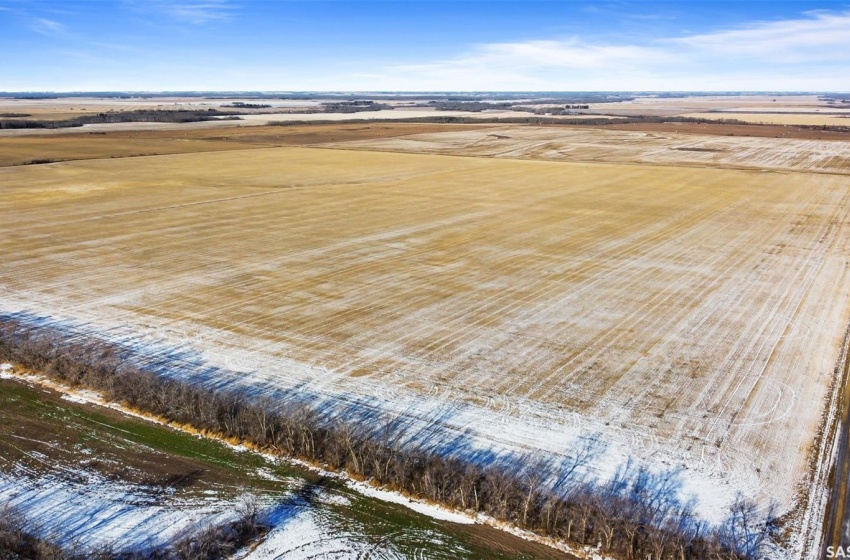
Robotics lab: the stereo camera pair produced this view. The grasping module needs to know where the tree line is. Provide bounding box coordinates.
[0,315,775,560]
[305,101,394,113]
[0,109,243,130]
[426,101,530,112]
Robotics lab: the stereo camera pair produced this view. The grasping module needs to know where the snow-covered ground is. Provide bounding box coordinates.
[0,462,427,559]
[0,465,239,552]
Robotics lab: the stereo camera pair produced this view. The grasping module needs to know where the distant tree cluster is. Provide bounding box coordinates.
[304,100,394,114]
[426,101,531,112]
[222,102,272,109]
[820,95,850,103]
[530,105,591,115]
[267,114,756,127]
[0,315,776,560]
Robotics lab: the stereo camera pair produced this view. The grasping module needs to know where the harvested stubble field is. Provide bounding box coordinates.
[581,94,842,118]
[0,134,250,167]
[0,123,487,167]
[681,112,850,127]
[325,125,850,174]
[2,127,850,554]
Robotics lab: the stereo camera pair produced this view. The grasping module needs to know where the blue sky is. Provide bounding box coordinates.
[1,1,849,91]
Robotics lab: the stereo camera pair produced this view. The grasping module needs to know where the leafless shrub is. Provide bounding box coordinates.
[0,504,66,559]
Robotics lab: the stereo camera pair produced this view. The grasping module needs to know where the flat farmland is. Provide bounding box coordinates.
[0,134,254,167]
[0,123,488,166]
[681,112,850,127]
[326,125,850,173]
[2,143,850,548]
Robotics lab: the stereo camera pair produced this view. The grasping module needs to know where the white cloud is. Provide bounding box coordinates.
[166,1,234,24]
[379,39,676,90]
[671,10,850,63]
[466,40,671,70]
[124,0,235,25]
[351,10,850,91]
[30,17,65,35]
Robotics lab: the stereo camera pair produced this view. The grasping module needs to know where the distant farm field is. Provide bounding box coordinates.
[2,139,850,541]
[681,112,850,126]
[326,125,850,173]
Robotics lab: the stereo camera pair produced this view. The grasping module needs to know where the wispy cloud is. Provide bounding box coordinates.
[670,10,850,63]
[374,38,674,90]
[151,0,235,25]
[357,9,850,90]
[30,17,65,35]
[384,40,674,89]
[172,2,233,24]
[465,40,670,70]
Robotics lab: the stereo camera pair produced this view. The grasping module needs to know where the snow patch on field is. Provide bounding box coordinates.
[236,507,405,560]
[235,483,486,560]
[60,388,102,404]
[0,466,238,552]
[349,480,473,525]
[0,459,421,559]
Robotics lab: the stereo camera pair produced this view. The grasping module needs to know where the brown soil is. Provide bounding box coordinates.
[0,378,240,489]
